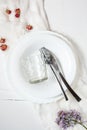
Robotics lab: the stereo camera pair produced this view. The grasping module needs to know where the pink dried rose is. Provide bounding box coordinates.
[26,25,33,30]
[0,38,8,51]
[0,44,8,51]
[6,9,12,14]
[0,38,6,43]
[15,8,21,18]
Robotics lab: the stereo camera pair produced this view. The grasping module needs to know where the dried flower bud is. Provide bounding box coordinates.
[26,25,33,30]
[15,13,20,18]
[0,44,8,51]
[0,38,6,43]
[6,9,12,14]
[15,8,20,14]
[15,8,21,18]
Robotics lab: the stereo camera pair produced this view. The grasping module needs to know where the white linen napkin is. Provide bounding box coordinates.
[0,0,49,100]
[0,1,87,130]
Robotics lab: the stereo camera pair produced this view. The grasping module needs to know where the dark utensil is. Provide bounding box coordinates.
[50,64,68,100]
[40,47,68,101]
[59,72,81,102]
[40,47,81,102]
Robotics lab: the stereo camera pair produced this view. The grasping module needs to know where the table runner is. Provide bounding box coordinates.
[0,0,87,130]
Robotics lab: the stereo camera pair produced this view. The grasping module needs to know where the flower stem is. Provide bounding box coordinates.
[73,120,87,130]
[78,122,87,130]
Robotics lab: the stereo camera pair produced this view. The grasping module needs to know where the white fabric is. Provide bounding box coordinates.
[0,0,87,130]
[0,0,49,100]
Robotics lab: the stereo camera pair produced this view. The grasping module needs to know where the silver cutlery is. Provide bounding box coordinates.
[40,47,68,101]
[50,64,68,100]
[40,47,81,102]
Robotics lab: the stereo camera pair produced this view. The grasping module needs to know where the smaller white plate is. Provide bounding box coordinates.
[7,31,79,103]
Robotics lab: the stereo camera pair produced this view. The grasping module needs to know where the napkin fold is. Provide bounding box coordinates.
[0,1,87,130]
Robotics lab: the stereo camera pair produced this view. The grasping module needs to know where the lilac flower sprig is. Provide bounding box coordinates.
[56,110,87,130]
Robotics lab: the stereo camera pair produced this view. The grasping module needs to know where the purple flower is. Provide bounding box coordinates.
[56,110,82,130]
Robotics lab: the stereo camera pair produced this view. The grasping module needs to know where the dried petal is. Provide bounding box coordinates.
[6,9,12,14]
[0,38,6,43]
[15,8,20,14]
[0,44,8,51]
[15,8,21,18]
[15,13,20,18]
[26,25,33,30]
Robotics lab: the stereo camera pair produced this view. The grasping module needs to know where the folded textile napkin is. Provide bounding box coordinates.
[0,0,87,130]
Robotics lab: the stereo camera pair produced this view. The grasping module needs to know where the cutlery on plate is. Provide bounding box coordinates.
[50,64,68,100]
[40,47,81,102]
[40,47,68,101]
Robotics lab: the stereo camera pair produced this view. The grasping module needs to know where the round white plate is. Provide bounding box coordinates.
[7,31,79,103]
